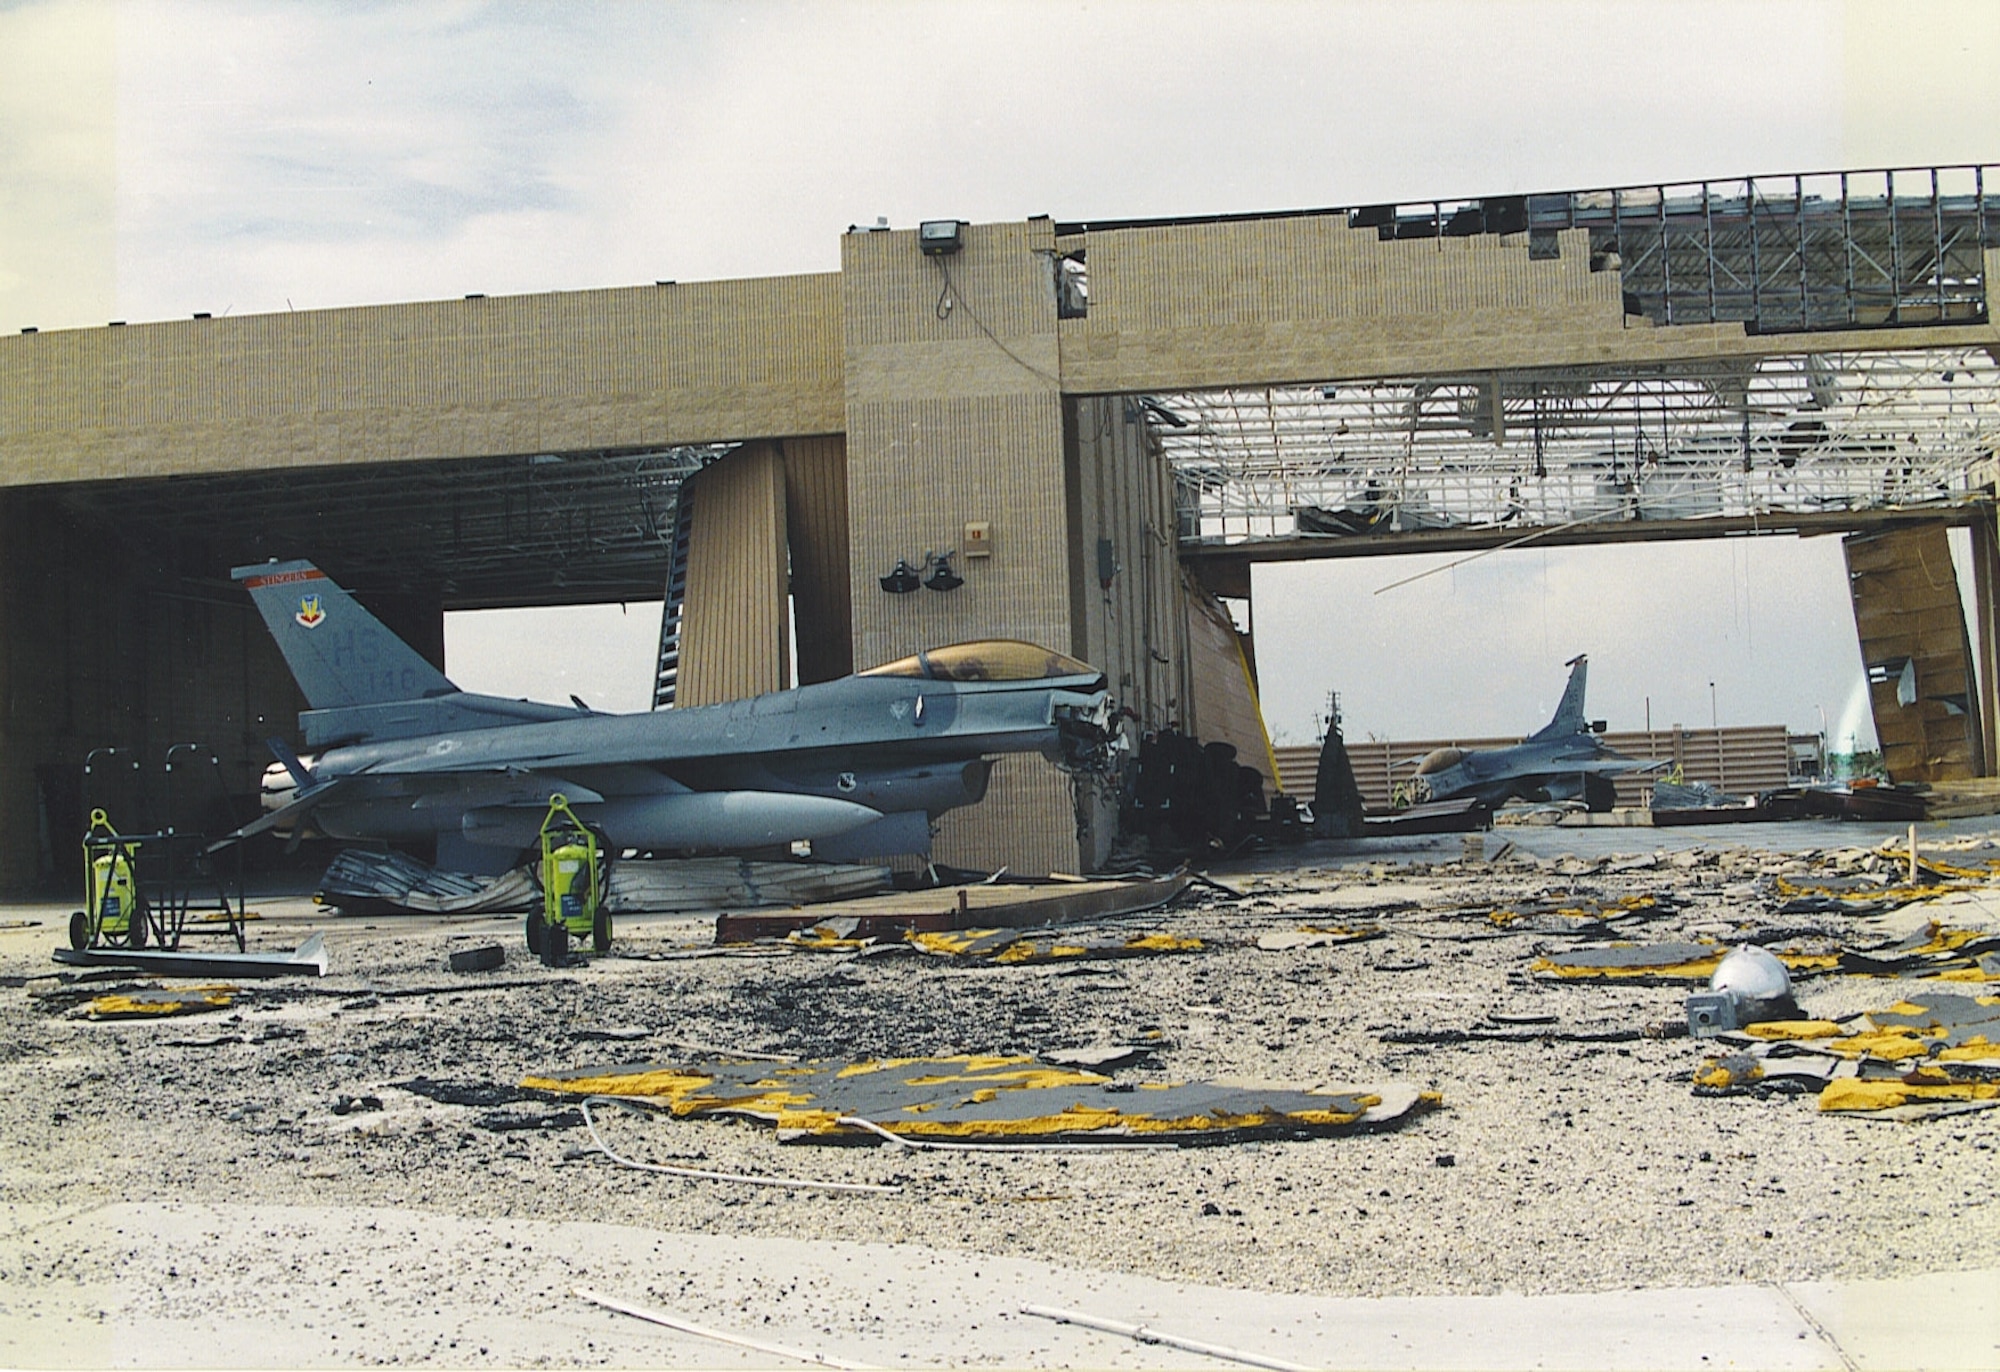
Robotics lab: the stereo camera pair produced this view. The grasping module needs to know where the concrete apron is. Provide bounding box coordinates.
[2,1201,1993,1369]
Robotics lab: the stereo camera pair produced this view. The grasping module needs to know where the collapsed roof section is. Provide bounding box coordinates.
[1112,165,2000,552]
[1153,349,2000,548]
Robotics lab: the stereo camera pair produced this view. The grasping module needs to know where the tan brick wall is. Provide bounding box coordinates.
[0,274,846,487]
[1058,224,2000,392]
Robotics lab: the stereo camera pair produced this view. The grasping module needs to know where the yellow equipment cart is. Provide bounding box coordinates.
[530,793,609,966]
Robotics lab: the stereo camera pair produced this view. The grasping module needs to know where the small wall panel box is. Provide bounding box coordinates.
[964,521,993,557]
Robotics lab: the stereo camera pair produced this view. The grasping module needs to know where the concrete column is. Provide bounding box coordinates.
[840,219,1079,874]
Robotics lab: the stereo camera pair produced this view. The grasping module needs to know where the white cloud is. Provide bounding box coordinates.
[107,0,1861,322]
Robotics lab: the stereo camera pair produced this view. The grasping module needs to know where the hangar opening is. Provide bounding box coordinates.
[1147,344,2000,808]
[0,443,728,892]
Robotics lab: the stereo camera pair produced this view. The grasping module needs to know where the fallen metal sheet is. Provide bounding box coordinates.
[611,858,892,914]
[1487,893,1676,933]
[1361,798,1491,836]
[1042,1044,1155,1070]
[1531,941,1840,983]
[52,932,329,979]
[1837,924,2000,980]
[320,849,535,914]
[523,1053,1437,1144]
[904,927,1201,964]
[716,872,1194,944]
[81,986,235,1020]
[1692,991,2000,1114]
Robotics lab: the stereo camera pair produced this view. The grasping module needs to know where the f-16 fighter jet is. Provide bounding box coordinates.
[228,560,1112,872]
[1403,654,1656,812]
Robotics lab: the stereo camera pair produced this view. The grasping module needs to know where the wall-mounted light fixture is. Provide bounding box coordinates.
[880,551,967,593]
[923,552,963,592]
[879,559,922,593]
[918,220,965,256]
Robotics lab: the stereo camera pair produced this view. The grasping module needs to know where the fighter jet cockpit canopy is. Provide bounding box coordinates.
[859,640,1102,685]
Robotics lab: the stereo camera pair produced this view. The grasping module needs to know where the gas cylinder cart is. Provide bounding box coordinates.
[71,809,148,951]
[530,793,610,966]
[68,746,249,954]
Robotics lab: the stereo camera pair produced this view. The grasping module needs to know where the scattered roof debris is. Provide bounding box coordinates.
[1693,991,2000,1118]
[1531,942,1840,983]
[1836,922,2000,979]
[524,1054,1436,1145]
[719,871,1194,944]
[81,985,235,1019]
[905,927,1201,964]
[1487,893,1676,934]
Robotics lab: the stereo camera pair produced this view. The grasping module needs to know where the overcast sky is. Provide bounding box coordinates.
[7,0,1997,748]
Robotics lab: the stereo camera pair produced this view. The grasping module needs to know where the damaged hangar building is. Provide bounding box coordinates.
[5,166,2000,889]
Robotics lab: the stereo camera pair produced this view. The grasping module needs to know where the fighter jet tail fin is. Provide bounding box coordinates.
[232,560,455,710]
[1528,654,1590,741]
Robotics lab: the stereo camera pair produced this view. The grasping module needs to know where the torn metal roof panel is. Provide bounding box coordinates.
[523,1054,1437,1144]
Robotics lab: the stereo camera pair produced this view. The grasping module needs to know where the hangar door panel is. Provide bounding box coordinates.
[1184,577,1280,793]
[1844,525,1983,782]
[676,443,791,707]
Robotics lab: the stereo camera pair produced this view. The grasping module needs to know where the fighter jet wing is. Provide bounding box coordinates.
[404,770,610,808]
[206,777,356,853]
[1572,755,1671,774]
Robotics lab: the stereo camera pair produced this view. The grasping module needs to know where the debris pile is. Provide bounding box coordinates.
[1692,991,2000,1119]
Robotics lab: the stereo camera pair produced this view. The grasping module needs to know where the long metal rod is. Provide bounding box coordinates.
[1843,171,1857,327]
[1020,1304,1314,1372]
[575,1287,883,1370]
[579,1097,902,1194]
[1371,509,1627,594]
[1934,166,1948,317]
[1797,174,1810,326]
[836,1114,1173,1153]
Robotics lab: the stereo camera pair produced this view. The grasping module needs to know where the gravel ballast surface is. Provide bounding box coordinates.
[3,827,1997,1340]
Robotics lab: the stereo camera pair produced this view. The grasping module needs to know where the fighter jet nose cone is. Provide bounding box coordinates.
[1414,747,1464,775]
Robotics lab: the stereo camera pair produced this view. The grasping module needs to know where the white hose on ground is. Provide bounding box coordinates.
[575,1286,883,1369]
[1019,1303,1315,1372]
[836,1114,1172,1152]
[580,1097,901,1194]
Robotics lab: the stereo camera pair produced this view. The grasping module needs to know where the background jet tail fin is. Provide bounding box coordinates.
[1529,654,1590,740]
[233,559,455,709]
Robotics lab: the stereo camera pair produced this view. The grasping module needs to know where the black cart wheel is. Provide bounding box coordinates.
[542,919,567,968]
[69,911,89,951]
[526,914,543,956]
[592,908,611,956]
[127,901,149,949]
